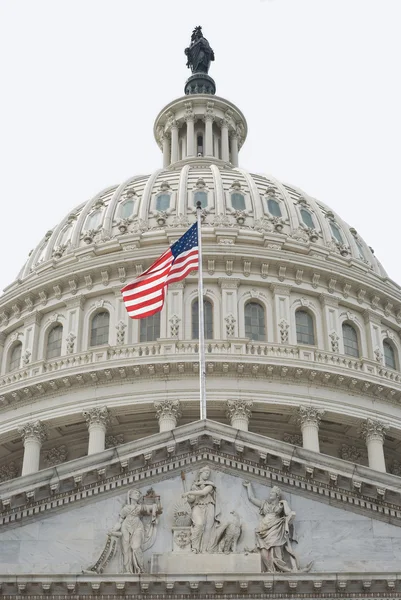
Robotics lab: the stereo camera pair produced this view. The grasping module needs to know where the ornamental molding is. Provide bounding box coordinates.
[17,420,47,443]
[42,444,68,467]
[359,418,389,443]
[2,420,401,531]
[83,406,110,429]
[225,399,253,421]
[296,406,325,427]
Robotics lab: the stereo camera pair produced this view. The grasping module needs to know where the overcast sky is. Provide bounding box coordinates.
[0,0,400,292]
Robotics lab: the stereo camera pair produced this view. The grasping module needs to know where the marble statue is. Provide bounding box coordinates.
[216,510,242,554]
[181,466,220,553]
[243,481,304,573]
[86,488,162,574]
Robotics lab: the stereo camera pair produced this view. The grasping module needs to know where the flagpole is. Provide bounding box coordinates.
[196,201,207,421]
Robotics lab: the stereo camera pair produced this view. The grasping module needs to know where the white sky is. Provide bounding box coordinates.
[0,0,400,292]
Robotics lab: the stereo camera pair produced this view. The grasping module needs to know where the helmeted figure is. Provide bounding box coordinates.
[185,26,215,74]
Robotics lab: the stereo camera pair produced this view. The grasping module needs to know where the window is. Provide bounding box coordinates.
[300,208,314,229]
[120,199,135,219]
[342,323,359,357]
[295,310,315,345]
[267,198,282,217]
[9,343,22,372]
[140,313,160,343]
[356,239,365,260]
[86,210,101,230]
[383,340,396,369]
[231,192,245,210]
[46,325,63,359]
[90,311,110,347]
[194,190,207,208]
[192,299,213,339]
[330,222,343,244]
[245,302,266,341]
[61,225,72,245]
[156,194,170,211]
[197,134,203,156]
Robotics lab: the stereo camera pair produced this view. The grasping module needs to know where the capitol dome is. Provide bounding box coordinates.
[1,26,401,592]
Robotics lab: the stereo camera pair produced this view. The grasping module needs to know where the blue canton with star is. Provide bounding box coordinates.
[171,222,198,259]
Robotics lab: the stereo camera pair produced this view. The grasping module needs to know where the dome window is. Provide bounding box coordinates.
[245,302,266,341]
[8,342,22,372]
[342,323,359,358]
[192,299,213,339]
[194,190,208,208]
[356,239,365,260]
[330,222,343,244]
[46,325,63,360]
[267,198,282,218]
[156,194,170,211]
[231,192,246,211]
[90,311,110,347]
[140,313,160,343]
[383,339,396,369]
[86,209,102,230]
[295,310,315,345]
[120,198,135,219]
[300,209,314,229]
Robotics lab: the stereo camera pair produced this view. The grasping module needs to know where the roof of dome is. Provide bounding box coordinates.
[14,160,386,285]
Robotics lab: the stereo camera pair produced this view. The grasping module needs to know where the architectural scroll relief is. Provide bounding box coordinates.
[86,488,162,574]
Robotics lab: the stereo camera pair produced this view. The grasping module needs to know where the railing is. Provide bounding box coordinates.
[1,341,401,389]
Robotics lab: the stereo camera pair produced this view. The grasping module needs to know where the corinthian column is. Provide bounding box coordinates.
[297,406,325,452]
[154,399,182,432]
[162,133,171,168]
[83,407,110,455]
[230,131,239,167]
[18,420,47,476]
[221,121,229,162]
[226,399,253,431]
[360,418,388,472]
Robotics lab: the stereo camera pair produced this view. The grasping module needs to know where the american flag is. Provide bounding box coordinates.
[121,222,199,319]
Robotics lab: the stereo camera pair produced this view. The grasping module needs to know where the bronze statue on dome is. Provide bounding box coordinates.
[185,26,215,74]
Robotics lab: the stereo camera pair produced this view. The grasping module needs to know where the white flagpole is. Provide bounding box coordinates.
[196,201,207,420]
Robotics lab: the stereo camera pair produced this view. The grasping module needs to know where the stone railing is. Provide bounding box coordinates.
[1,341,401,397]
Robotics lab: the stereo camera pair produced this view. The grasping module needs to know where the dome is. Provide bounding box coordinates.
[1,26,401,586]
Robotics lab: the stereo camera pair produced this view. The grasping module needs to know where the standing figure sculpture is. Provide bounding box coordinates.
[111,489,161,573]
[243,482,302,573]
[185,26,215,74]
[182,466,220,553]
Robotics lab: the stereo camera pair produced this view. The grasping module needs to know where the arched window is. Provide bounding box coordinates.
[156,194,170,211]
[60,225,73,245]
[86,210,102,230]
[90,311,110,347]
[355,239,365,260]
[194,190,207,208]
[295,310,315,345]
[9,342,22,372]
[192,299,213,339]
[46,325,63,359]
[342,323,359,357]
[267,198,282,217]
[383,339,396,369]
[120,199,135,219]
[197,134,203,156]
[330,222,343,244]
[245,302,266,341]
[300,208,314,229]
[231,192,245,210]
[140,313,161,343]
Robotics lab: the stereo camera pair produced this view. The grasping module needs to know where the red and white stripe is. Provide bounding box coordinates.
[121,247,198,319]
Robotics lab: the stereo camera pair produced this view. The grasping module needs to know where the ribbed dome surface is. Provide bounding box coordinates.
[18,161,385,282]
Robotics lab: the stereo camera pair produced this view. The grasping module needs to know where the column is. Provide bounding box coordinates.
[154,399,182,432]
[18,420,47,476]
[272,285,291,344]
[181,136,186,160]
[170,124,179,164]
[363,310,382,362]
[219,278,240,339]
[204,117,214,157]
[162,134,171,168]
[297,406,325,452]
[65,296,85,354]
[230,131,239,167]
[186,116,195,157]
[213,134,219,159]
[226,399,253,431]
[23,313,42,363]
[360,418,388,472]
[221,121,229,162]
[83,407,110,455]
[320,294,339,353]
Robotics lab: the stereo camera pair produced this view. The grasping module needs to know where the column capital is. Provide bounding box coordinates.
[226,399,253,422]
[154,399,182,423]
[296,406,325,427]
[360,418,388,443]
[218,278,240,289]
[18,420,47,444]
[83,407,110,429]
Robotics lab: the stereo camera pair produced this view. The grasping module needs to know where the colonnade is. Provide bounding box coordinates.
[16,402,389,477]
